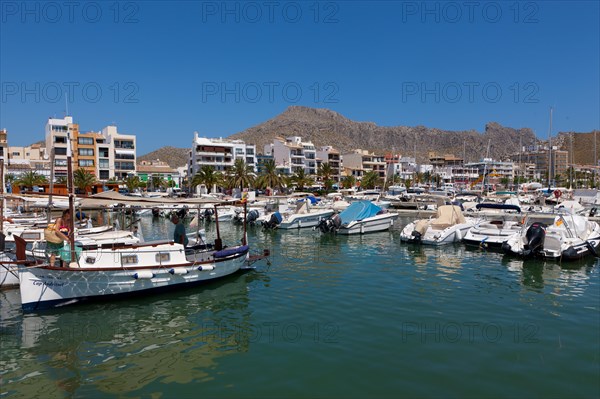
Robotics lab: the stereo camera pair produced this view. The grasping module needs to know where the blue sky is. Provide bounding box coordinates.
[1,1,598,155]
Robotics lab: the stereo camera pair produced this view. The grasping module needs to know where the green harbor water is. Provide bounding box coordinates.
[1,216,599,398]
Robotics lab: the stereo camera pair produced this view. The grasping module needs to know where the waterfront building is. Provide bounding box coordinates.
[189,132,256,176]
[341,149,386,179]
[264,136,317,175]
[510,146,568,183]
[137,160,179,189]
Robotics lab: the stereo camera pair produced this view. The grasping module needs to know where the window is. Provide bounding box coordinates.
[114,153,135,160]
[121,255,138,265]
[55,159,67,166]
[99,170,109,180]
[12,151,19,156]
[99,159,109,168]
[54,136,67,144]
[55,148,67,155]
[99,148,109,157]
[79,148,94,156]
[79,159,94,167]
[155,253,170,263]
[78,137,94,145]
[51,125,68,132]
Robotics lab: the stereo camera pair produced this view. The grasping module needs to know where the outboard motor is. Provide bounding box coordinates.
[318,214,342,233]
[410,230,423,243]
[262,212,282,229]
[176,206,188,219]
[152,207,161,218]
[247,209,260,224]
[590,207,597,217]
[523,222,546,257]
[203,208,214,222]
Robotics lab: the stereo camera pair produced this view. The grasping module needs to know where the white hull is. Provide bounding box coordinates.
[0,253,19,287]
[278,210,335,229]
[462,221,522,249]
[337,213,398,235]
[401,221,477,245]
[18,242,249,311]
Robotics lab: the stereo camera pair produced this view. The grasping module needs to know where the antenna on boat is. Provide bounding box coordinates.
[548,107,553,189]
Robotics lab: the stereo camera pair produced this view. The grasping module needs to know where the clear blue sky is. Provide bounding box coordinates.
[1,1,598,155]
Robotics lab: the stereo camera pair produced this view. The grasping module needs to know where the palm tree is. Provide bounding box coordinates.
[123,175,141,193]
[256,160,284,193]
[73,168,97,194]
[360,170,380,189]
[55,176,68,185]
[191,165,221,193]
[423,171,432,185]
[16,171,47,191]
[404,178,412,190]
[291,169,313,191]
[318,162,334,192]
[341,175,356,189]
[151,175,167,191]
[228,159,254,191]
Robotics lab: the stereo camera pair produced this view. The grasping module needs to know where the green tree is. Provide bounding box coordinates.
[404,178,412,190]
[73,168,97,194]
[228,159,254,190]
[16,171,47,191]
[191,165,221,193]
[341,175,356,189]
[291,169,313,191]
[123,175,141,193]
[318,162,335,193]
[423,171,432,185]
[255,160,284,192]
[360,170,380,189]
[151,175,167,191]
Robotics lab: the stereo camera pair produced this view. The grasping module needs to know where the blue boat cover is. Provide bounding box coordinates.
[339,201,382,225]
[214,245,249,258]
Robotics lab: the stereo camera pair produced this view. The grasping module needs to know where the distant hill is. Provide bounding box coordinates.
[138,146,188,168]
[227,106,538,163]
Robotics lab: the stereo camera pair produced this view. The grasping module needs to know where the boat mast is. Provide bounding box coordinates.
[0,159,4,249]
[67,132,76,265]
[481,139,491,195]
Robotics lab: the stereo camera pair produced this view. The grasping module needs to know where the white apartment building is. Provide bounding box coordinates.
[102,125,136,180]
[264,136,317,175]
[6,143,50,178]
[189,132,256,176]
[387,156,417,180]
[44,117,137,181]
[465,158,515,181]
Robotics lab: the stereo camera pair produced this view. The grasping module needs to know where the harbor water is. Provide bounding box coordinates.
[1,215,599,398]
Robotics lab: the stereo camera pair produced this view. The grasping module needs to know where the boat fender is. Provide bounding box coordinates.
[169,268,189,275]
[198,265,215,271]
[133,271,154,279]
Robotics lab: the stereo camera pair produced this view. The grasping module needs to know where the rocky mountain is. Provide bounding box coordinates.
[138,107,597,167]
[228,106,538,163]
[138,146,189,168]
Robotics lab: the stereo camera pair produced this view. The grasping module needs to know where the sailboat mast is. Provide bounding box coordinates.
[548,107,553,188]
[67,132,76,264]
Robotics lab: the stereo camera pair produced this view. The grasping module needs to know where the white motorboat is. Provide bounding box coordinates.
[317,201,398,235]
[261,200,335,229]
[502,214,600,261]
[400,205,477,245]
[463,204,523,249]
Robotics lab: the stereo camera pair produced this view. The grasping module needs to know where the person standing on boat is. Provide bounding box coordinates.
[171,214,188,247]
[47,209,72,267]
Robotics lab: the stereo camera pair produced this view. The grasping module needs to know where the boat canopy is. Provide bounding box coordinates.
[338,201,382,224]
[475,203,521,213]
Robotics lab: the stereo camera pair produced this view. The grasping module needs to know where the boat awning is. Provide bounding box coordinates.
[338,201,382,225]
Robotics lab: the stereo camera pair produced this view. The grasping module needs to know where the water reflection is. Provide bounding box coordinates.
[0,272,266,397]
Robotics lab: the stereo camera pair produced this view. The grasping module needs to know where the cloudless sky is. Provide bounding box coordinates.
[1,0,598,155]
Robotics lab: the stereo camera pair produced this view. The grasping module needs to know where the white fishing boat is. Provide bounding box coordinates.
[16,236,251,311]
[502,214,600,261]
[400,205,477,245]
[317,200,398,235]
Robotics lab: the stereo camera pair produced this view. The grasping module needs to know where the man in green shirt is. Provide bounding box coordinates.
[171,214,189,247]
